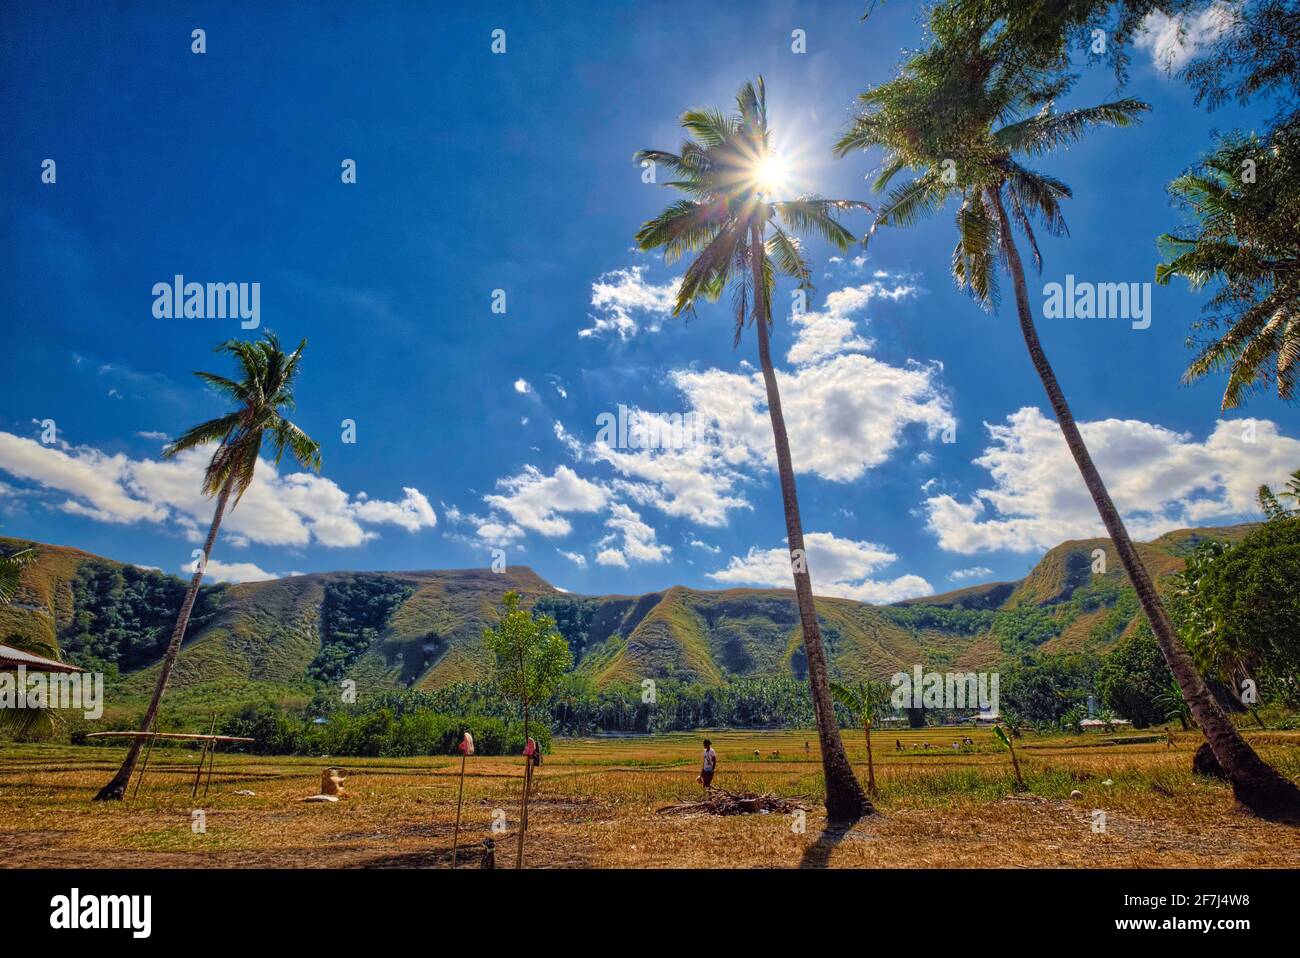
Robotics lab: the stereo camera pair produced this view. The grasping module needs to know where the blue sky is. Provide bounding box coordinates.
[1,1,1297,600]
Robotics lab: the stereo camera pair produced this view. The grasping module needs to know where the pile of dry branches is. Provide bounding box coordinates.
[657,788,803,816]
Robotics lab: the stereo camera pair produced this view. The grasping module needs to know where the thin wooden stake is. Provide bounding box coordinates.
[202,712,217,797]
[516,759,531,869]
[132,732,157,800]
[190,743,209,798]
[451,751,467,869]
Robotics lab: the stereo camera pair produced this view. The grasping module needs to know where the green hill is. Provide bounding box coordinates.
[0,523,1258,714]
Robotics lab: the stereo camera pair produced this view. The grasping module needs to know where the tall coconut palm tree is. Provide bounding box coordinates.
[634,77,873,823]
[835,22,1300,820]
[1156,119,1300,408]
[94,333,321,800]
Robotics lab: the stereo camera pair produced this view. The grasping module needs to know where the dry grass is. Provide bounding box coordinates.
[1,727,1298,868]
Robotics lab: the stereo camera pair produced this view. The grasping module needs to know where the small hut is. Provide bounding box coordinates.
[0,644,84,674]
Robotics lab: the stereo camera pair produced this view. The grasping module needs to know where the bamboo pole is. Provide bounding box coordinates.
[132,732,157,800]
[451,751,467,868]
[516,760,530,868]
[191,713,217,798]
[202,713,217,797]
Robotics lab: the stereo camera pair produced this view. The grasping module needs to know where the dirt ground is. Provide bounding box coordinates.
[2,728,1298,868]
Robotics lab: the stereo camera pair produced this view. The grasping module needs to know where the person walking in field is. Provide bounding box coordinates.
[698,739,718,790]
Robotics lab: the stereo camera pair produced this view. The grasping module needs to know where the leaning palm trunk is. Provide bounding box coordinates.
[988,188,1300,820]
[94,477,234,801]
[750,225,871,824]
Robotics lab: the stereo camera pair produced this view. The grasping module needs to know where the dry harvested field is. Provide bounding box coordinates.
[2,727,1299,869]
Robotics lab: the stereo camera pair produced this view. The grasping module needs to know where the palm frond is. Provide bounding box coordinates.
[163,413,241,460]
[774,198,869,249]
[994,99,1151,156]
[0,547,36,605]
[766,227,811,286]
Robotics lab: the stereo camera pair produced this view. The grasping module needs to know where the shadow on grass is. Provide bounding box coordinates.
[798,822,854,869]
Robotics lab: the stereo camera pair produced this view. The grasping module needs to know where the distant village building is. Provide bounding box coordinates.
[1080,717,1131,732]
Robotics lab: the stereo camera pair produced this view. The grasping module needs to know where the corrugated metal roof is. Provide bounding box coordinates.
[0,644,84,674]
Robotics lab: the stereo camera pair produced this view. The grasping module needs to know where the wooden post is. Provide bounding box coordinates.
[515,736,535,869]
[516,760,531,869]
[202,743,216,797]
[451,752,467,868]
[451,731,473,869]
[190,743,209,798]
[202,713,218,797]
[191,714,217,798]
[132,732,157,800]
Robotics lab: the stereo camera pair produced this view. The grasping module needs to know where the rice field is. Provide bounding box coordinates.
[2,726,1298,868]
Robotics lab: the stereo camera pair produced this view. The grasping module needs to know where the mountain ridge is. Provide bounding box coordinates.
[0,523,1257,703]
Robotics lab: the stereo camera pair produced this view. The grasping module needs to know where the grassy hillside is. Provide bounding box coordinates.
[0,523,1258,715]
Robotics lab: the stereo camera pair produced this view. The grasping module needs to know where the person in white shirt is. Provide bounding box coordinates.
[699,739,718,790]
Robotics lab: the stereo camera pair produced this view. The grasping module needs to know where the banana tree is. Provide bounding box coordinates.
[829,679,892,796]
[993,724,1025,791]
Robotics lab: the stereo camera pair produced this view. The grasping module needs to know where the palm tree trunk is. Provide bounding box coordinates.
[93,476,234,801]
[750,224,872,824]
[987,187,1300,820]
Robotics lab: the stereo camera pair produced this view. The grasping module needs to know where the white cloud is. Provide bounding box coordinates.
[588,354,950,527]
[479,465,607,540]
[553,421,584,459]
[187,558,278,584]
[708,531,933,603]
[925,408,1300,554]
[947,566,992,582]
[136,431,169,442]
[1135,1,1237,71]
[579,266,680,339]
[475,520,524,546]
[596,502,670,566]
[687,535,720,554]
[351,487,438,533]
[514,378,531,394]
[787,280,916,367]
[474,275,949,560]
[557,548,587,568]
[0,431,437,548]
[0,432,168,525]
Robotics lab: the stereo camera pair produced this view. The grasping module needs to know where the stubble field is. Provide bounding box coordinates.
[2,727,1298,869]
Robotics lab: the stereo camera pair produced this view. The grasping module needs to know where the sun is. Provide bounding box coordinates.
[754,152,791,197]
